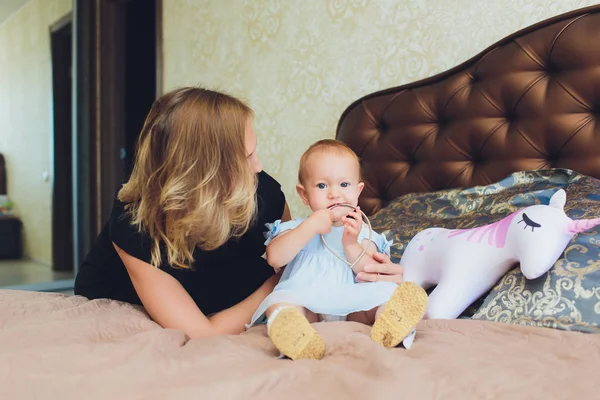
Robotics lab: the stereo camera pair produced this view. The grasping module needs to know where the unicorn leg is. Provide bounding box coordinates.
[425,281,480,320]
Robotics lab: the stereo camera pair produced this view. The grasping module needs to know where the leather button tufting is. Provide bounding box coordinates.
[335,8,600,217]
[547,153,560,163]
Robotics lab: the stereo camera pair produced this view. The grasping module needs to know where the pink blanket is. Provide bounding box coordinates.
[1,289,597,399]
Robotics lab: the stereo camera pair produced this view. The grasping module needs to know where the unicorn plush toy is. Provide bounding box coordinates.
[402,189,600,320]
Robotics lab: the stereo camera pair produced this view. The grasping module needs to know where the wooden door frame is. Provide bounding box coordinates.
[50,13,74,272]
[72,0,163,270]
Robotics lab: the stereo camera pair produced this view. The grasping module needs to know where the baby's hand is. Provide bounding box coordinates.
[342,207,363,247]
[309,209,333,235]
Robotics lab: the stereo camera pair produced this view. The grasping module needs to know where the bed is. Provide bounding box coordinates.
[2,5,600,399]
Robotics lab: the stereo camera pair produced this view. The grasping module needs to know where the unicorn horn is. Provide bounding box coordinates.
[566,218,600,234]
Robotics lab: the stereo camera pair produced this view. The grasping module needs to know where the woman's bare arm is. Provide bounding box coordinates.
[204,269,282,333]
[114,243,282,338]
[209,201,292,329]
[113,201,292,338]
[114,242,219,338]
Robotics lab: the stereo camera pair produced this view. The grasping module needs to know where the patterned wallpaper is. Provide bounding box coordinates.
[163,0,597,219]
[0,1,595,267]
[0,0,72,265]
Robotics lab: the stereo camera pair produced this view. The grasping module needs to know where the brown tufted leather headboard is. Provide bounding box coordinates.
[337,5,600,216]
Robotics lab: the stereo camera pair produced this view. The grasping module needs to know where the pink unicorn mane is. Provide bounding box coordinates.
[447,211,519,248]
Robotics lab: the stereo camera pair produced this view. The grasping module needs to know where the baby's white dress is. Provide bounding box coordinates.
[249,218,398,326]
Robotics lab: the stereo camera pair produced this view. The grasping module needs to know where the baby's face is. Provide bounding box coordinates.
[298,152,364,222]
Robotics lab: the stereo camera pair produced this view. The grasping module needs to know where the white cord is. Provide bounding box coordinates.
[319,203,372,270]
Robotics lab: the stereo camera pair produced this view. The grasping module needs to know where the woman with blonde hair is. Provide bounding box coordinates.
[75,87,404,339]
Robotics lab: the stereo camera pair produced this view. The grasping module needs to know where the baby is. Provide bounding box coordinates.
[249,139,428,360]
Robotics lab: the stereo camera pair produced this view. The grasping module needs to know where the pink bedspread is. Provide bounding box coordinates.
[1,289,597,399]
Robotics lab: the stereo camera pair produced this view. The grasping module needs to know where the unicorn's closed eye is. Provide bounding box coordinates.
[401,189,600,320]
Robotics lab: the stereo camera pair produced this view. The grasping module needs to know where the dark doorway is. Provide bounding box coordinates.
[95,0,159,228]
[50,15,73,272]
[123,0,158,177]
[73,0,161,269]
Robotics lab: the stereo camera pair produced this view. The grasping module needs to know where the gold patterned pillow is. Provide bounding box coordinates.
[369,169,600,331]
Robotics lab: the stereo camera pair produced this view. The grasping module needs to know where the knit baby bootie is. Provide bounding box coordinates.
[268,306,325,360]
[370,281,428,348]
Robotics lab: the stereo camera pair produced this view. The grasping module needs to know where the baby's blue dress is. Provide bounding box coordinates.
[249,218,398,326]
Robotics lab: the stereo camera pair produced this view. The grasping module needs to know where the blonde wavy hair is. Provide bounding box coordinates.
[118,87,257,269]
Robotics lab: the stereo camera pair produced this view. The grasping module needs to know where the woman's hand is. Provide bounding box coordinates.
[355,252,404,284]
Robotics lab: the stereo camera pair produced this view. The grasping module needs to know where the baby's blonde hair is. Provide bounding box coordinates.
[119,87,256,269]
[298,139,361,184]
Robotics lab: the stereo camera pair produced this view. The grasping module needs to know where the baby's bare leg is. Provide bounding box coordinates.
[347,306,380,325]
[266,303,324,360]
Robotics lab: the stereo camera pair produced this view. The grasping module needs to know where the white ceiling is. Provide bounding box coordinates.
[0,0,32,25]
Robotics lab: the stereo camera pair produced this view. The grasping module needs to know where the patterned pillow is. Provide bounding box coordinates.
[369,169,600,331]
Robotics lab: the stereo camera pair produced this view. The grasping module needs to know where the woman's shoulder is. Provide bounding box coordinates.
[257,170,282,193]
[107,190,154,263]
[109,193,138,231]
[256,170,286,224]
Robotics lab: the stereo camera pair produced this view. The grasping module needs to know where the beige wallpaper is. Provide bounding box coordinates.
[0,0,72,265]
[164,0,597,219]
